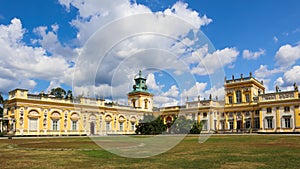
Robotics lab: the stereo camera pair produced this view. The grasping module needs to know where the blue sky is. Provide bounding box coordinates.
[0,0,300,107]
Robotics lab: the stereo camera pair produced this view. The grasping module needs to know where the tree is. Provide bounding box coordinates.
[169,116,202,134]
[170,116,194,134]
[65,90,73,99]
[50,87,66,98]
[189,122,202,134]
[135,115,167,135]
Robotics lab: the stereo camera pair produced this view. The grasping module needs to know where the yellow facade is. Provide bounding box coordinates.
[158,73,300,134]
[3,89,144,136]
[2,72,300,135]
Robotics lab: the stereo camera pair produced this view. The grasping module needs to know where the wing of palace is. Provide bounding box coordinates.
[1,71,300,136]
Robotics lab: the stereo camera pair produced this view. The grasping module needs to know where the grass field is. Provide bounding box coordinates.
[0,134,300,169]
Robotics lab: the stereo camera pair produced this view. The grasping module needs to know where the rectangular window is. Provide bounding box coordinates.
[221,113,225,117]
[53,120,58,131]
[119,122,123,131]
[245,94,250,102]
[267,108,272,113]
[106,122,111,131]
[267,118,273,129]
[192,113,196,121]
[29,118,38,130]
[245,111,250,116]
[144,100,148,109]
[202,120,208,130]
[203,113,207,118]
[245,120,251,129]
[131,122,135,131]
[221,121,225,130]
[255,110,260,116]
[214,120,217,130]
[284,118,291,128]
[254,118,260,129]
[229,121,234,130]
[72,121,77,131]
[228,96,233,104]
[284,106,290,112]
[236,90,242,103]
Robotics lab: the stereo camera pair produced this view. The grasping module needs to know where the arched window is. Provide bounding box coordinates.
[236,90,242,103]
[144,99,148,109]
[28,110,40,131]
[132,99,136,108]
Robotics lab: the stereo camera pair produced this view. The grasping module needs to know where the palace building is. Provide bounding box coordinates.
[1,71,300,136]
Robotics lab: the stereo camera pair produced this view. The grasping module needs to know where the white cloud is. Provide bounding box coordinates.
[242,48,265,60]
[181,82,207,99]
[283,65,300,85]
[253,65,285,92]
[163,1,212,29]
[0,0,221,109]
[179,82,224,103]
[183,44,208,64]
[63,0,216,108]
[146,73,163,91]
[46,80,62,93]
[0,18,71,93]
[254,65,283,80]
[33,24,77,60]
[273,36,278,43]
[162,85,179,98]
[153,95,179,107]
[273,76,295,92]
[275,44,300,67]
[274,77,284,87]
[191,47,239,75]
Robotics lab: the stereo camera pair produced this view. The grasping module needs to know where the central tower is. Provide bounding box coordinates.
[128,70,153,111]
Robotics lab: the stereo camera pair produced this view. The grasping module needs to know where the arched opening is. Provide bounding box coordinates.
[144,99,148,109]
[90,122,95,135]
[28,110,40,131]
[132,99,136,108]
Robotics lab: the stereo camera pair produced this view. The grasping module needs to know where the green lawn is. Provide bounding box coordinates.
[0,135,300,169]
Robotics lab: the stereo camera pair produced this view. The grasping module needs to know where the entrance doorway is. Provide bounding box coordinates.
[237,120,242,131]
[90,122,95,135]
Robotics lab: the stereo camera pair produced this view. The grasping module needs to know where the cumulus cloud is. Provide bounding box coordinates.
[179,82,225,103]
[274,77,284,87]
[181,82,207,99]
[61,0,219,107]
[282,66,300,85]
[58,0,212,45]
[1,0,225,108]
[33,24,77,60]
[0,18,71,93]
[146,73,163,91]
[242,48,265,60]
[252,43,300,92]
[162,85,179,98]
[150,83,180,107]
[275,44,300,67]
[191,47,239,75]
[254,65,283,80]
